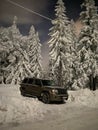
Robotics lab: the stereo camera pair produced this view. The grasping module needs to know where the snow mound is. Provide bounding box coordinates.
[0,85,61,124]
[0,96,43,123]
[68,89,98,107]
[0,84,98,125]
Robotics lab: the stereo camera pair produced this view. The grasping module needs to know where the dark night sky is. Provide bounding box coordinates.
[0,0,98,68]
[0,0,83,43]
[0,0,98,43]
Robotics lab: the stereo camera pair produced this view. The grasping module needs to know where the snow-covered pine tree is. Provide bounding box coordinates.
[5,16,33,84]
[0,27,12,83]
[48,0,76,88]
[77,0,98,90]
[28,25,42,78]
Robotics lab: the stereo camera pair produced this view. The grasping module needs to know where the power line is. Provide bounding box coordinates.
[7,0,52,21]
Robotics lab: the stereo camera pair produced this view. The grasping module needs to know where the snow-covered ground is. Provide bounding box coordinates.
[0,84,98,126]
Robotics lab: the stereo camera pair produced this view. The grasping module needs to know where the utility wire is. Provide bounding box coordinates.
[7,0,52,21]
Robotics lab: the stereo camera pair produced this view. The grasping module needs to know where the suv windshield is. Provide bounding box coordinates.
[42,80,56,86]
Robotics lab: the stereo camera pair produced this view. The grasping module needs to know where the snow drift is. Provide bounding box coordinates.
[0,84,98,125]
[68,89,98,107]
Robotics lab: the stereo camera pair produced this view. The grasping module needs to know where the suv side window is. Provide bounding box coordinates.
[28,78,34,84]
[34,79,42,86]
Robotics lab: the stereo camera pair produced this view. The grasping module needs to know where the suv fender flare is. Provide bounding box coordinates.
[41,91,50,97]
[41,92,50,104]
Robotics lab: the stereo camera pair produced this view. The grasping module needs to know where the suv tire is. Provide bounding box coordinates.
[41,92,50,104]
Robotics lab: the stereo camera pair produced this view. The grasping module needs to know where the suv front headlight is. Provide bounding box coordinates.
[51,89,58,94]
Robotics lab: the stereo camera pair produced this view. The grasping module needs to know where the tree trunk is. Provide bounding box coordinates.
[58,60,63,87]
[89,75,96,91]
[93,77,96,91]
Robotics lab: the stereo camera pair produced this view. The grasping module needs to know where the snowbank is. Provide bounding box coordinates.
[0,84,98,125]
[0,84,61,124]
[68,88,98,107]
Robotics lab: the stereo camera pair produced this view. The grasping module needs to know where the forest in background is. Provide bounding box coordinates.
[0,0,98,90]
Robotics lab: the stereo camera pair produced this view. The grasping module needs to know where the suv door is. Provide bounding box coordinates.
[32,79,43,96]
[21,78,29,93]
[26,78,34,96]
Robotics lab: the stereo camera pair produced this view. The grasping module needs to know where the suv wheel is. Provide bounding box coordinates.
[41,92,50,104]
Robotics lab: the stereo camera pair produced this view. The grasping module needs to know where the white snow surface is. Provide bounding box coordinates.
[0,84,98,125]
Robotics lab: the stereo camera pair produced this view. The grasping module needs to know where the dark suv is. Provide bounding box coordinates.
[20,78,68,104]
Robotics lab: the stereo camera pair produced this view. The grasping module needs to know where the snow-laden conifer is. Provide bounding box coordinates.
[48,0,76,87]
[0,27,12,83]
[76,0,98,89]
[28,25,42,78]
[5,16,33,84]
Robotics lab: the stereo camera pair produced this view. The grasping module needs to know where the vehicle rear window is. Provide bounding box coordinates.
[22,78,28,83]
